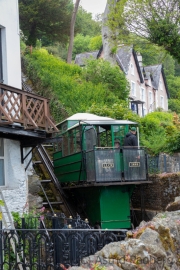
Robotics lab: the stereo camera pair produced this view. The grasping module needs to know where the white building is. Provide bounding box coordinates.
[0,0,57,219]
[75,46,170,117]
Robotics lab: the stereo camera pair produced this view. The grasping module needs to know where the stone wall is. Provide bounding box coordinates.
[1,139,33,216]
[132,173,180,213]
[158,153,180,173]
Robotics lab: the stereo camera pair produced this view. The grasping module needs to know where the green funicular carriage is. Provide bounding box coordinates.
[53,113,149,229]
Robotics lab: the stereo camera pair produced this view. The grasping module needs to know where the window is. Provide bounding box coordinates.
[0,28,3,82]
[149,91,152,104]
[131,81,136,96]
[143,108,146,116]
[141,88,145,101]
[160,96,164,109]
[156,91,158,108]
[0,139,5,186]
[130,63,134,75]
[159,80,163,90]
[149,91,153,112]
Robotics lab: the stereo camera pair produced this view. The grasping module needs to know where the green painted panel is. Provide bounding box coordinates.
[53,152,82,166]
[54,162,82,174]
[55,170,86,182]
[73,188,101,227]
[100,186,133,229]
[53,151,86,183]
[53,151,62,160]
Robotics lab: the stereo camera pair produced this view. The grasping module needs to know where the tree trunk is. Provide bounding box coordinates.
[102,0,118,64]
[67,0,81,63]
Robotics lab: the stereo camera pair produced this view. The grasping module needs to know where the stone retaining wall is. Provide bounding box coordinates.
[132,173,180,212]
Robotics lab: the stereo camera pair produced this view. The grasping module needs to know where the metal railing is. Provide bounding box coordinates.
[0,83,58,133]
[0,215,127,269]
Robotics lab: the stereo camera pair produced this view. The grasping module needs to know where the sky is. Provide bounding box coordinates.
[74,0,107,16]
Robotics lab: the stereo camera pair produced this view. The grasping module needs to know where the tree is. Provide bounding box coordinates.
[82,59,130,100]
[19,0,73,46]
[89,36,102,51]
[72,34,91,59]
[67,0,81,63]
[108,0,180,62]
[75,7,101,37]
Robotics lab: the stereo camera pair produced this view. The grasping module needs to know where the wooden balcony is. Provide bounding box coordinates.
[0,83,59,143]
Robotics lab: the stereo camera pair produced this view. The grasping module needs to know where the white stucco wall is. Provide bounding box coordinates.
[2,140,32,215]
[0,0,31,218]
[126,54,147,116]
[0,0,21,88]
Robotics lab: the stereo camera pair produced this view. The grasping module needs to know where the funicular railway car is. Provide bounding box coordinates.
[53,113,149,229]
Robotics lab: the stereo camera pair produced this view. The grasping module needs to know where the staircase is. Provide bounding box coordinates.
[34,144,75,217]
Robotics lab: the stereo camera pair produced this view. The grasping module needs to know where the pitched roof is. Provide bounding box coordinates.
[116,46,144,83]
[74,51,99,66]
[144,65,170,98]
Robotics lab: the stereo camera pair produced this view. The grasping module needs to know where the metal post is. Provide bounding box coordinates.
[140,185,145,221]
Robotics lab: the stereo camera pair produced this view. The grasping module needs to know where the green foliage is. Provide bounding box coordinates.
[23,48,129,122]
[108,0,180,62]
[89,36,102,51]
[166,75,180,99]
[19,0,73,46]
[82,59,129,100]
[139,112,179,154]
[88,103,140,123]
[75,7,101,37]
[169,99,180,114]
[72,34,92,59]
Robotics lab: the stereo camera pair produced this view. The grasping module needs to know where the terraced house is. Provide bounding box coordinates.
[0,0,57,223]
[75,46,170,116]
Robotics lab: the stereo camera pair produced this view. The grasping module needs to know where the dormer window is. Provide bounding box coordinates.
[130,63,134,75]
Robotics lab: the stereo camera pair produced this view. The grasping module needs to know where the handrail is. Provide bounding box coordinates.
[0,83,58,133]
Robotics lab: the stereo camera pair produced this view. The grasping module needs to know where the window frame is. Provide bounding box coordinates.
[130,63,134,75]
[141,87,145,102]
[159,79,163,91]
[160,95,164,109]
[131,81,136,97]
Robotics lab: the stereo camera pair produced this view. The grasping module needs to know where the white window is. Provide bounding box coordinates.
[159,80,163,90]
[160,96,164,109]
[149,91,153,112]
[130,63,134,75]
[149,91,152,104]
[0,139,5,186]
[131,81,136,96]
[141,88,145,101]
[143,108,146,116]
[156,91,158,108]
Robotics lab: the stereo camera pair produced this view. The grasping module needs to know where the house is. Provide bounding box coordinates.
[75,46,170,116]
[0,0,57,220]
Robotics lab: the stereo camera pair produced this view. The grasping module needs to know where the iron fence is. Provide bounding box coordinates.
[0,227,126,269]
[0,215,127,269]
[147,155,159,174]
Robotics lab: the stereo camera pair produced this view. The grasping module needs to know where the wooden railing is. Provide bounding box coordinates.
[0,83,58,133]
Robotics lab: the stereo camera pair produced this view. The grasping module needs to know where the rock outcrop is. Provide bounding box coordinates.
[70,210,180,270]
